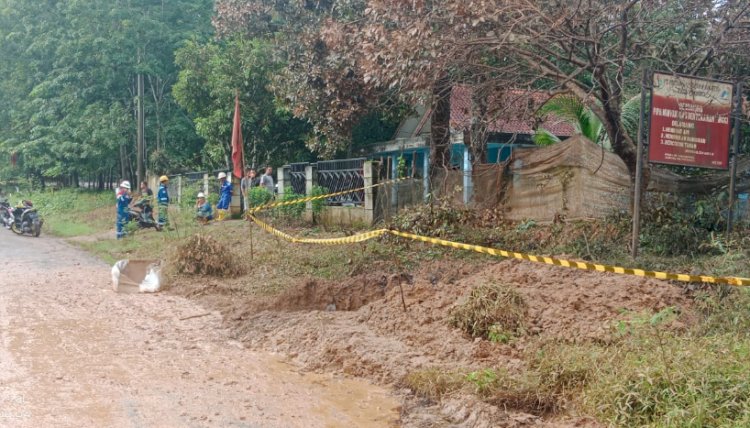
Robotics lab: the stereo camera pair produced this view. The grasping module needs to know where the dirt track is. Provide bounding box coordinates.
[0,233,399,427]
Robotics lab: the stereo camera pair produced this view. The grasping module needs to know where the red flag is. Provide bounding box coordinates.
[231,94,244,179]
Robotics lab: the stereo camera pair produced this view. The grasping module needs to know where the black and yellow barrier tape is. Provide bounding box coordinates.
[250,215,389,244]
[246,177,407,215]
[247,216,750,287]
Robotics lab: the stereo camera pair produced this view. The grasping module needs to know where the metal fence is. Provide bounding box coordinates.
[289,163,307,196]
[316,158,366,206]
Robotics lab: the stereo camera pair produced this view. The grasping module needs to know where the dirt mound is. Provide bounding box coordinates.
[195,256,694,426]
[226,257,694,380]
[464,259,693,341]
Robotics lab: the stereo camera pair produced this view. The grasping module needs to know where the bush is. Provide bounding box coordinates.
[392,196,476,237]
[277,192,305,219]
[248,187,273,208]
[450,281,527,341]
[310,185,328,217]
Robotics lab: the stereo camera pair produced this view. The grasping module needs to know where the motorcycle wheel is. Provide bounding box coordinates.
[10,223,23,235]
[33,221,41,237]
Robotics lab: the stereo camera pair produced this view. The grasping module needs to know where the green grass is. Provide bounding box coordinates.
[14,189,114,236]
[407,296,750,426]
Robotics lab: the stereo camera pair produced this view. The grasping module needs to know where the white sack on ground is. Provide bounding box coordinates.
[111,259,162,293]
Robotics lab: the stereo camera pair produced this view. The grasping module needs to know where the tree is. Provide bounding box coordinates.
[173,37,314,169]
[0,0,214,186]
[358,0,750,181]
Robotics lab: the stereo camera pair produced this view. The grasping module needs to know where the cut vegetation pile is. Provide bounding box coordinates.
[450,281,528,342]
[169,234,244,277]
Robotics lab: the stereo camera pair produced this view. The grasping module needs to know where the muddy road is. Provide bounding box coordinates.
[0,233,399,427]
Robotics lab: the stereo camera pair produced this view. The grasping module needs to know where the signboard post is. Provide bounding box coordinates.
[632,71,736,258]
[727,82,744,234]
[631,69,650,258]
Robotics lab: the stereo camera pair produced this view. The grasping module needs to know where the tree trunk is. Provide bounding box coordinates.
[430,73,452,177]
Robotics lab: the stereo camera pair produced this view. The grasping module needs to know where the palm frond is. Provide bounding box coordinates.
[537,95,604,142]
[620,95,641,141]
[532,128,562,146]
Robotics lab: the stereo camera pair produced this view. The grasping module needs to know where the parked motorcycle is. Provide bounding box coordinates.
[127,198,162,232]
[0,200,13,229]
[8,200,43,237]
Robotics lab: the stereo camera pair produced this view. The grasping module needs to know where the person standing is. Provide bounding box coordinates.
[116,181,132,239]
[139,181,154,217]
[216,172,232,220]
[139,181,153,198]
[157,175,170,227]
[241,168,257,211]
[260,166,275,197]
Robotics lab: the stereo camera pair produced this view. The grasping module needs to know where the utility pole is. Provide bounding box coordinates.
[136,48,145,186]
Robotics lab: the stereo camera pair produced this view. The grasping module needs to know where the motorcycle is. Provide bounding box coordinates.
[127,198,162,232]
[0,200,13,229]
[8,200,43,237]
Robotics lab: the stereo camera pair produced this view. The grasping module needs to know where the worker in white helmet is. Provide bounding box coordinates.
[116,180,132,239]
[195,192,213,223]
[216,172,232,220]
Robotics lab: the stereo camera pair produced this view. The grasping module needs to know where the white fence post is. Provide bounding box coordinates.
[177,175,183,204]
[463,145,473,205]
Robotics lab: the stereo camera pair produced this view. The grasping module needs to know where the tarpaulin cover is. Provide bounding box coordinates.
[505,136,632,221]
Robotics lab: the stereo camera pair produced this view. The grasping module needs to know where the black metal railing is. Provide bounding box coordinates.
[316,158,366,205]
[289,162,308,196]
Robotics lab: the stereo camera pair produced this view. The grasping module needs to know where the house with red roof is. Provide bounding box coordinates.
[369,85,574,173]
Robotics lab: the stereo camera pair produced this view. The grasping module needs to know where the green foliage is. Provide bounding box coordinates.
[397,155,407,178]
[310,185,329,216]
[248,187,273,208]
[173,37,314,168]
[277,192,306,219]
[391,197,476,237]
[534,95,641,150]
[15,189,114,236]
[0,0,214,183]
[640,194,728,256]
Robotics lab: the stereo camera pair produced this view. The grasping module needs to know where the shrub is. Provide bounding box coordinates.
[403,369,464,401]
[449,281,527,340]
[277,192,305,219]
[310,185,328,217]
[248,187,273,208]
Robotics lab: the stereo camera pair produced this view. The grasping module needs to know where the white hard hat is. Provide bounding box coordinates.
[120,180,131,189]
[217,172,227,179]
[197,192,205,198]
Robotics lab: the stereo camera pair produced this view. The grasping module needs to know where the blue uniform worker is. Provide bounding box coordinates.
[216,172,232,220]
[157,175,170,226]
[195,192,213,222]
[116,181,132,239]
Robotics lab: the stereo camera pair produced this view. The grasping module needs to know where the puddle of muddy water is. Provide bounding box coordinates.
[260,358,400,427]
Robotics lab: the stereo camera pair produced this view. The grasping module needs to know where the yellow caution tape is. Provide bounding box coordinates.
[387,230,750,286]
[249,215,388,245]
[248,217,750,287]
[245,177,407,215]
